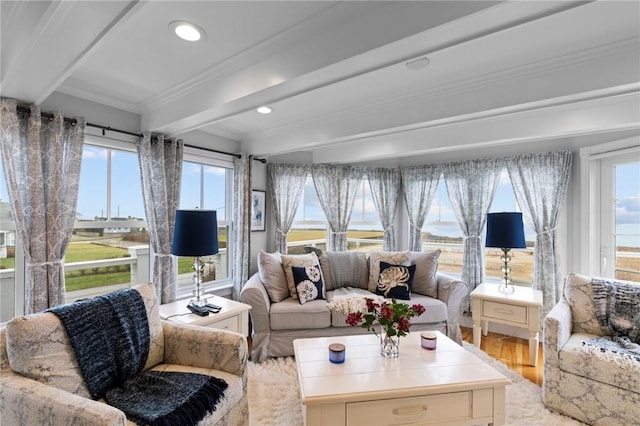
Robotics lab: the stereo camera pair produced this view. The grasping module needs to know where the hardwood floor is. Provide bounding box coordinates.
[461,326,543,386]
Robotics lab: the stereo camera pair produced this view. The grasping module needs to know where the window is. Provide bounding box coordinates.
[289,175,326,254]
[178,158,233,293]
[347,177,384,252]
[421,170,535,284]
[486,170,535,285]
[67,140,148,301]
[600,155,640,282]
[0,160,18,321]
[422,176,462,275]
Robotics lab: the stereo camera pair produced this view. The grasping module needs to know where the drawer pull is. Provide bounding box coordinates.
[495,308,514,315]
[393,406,428,416]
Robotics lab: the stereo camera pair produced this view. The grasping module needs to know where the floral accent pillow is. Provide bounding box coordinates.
[367,250,411,292]
[292,264,326,305]
[376,262,416,300]
[281,253,321,299]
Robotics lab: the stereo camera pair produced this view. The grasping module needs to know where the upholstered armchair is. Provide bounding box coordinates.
[0,283,248,425]
[542,272,640,425]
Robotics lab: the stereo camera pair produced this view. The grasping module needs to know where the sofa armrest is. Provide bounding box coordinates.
[0,372,126,425]
[543,299,572,367]
[436,273,469,345]
[162,321,248,378]
[240,273,272,335]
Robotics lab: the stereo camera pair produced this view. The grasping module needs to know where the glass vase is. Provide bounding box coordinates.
[380,333,400,358]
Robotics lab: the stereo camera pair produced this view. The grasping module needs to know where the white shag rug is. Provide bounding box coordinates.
[247,342,586,426]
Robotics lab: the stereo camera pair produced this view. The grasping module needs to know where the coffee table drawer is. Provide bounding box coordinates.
[482,300,527,324]
[346,391,471,425]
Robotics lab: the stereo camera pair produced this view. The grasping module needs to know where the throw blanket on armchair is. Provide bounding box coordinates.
[592,277,640,343]
[49,288,227,425]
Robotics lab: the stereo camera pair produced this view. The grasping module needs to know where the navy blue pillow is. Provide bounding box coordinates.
[376,262,416,300]
[292,264,325,305]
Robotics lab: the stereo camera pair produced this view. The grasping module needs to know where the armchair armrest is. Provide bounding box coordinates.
[162,321,248,378]
[543,299,572,367]
[436,273,469,345]
[0,372,126,425]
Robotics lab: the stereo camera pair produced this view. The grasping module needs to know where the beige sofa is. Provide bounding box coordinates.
[241,250,468,362]
[543,272,640,425]
[0,283,248,425]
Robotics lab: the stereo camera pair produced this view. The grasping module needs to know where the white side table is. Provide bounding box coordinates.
[470,283,543,366]
[159,295,251,337]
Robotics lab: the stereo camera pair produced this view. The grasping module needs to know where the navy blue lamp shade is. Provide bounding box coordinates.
[172,210,219,256]
[486,212,526,249]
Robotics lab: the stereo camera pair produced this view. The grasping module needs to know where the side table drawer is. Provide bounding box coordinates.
[482,301,527,324]
[203,315,239,333]
[346,391,471,425]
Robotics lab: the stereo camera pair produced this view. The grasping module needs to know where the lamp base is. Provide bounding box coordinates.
[498,283,515,294]
[189,256,208,306]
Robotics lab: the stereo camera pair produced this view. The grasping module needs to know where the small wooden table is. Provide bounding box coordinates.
[294,332,510,426]
[159,295,251,336]
[470,283,543,366]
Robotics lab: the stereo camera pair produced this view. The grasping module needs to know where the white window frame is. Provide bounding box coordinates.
[580,137,640,276]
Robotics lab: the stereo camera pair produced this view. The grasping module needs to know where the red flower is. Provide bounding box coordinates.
[396,317,411,333]
[346,312,363,326]
[380,304,393,320]
[365,298,378,311]
[411,304,426,316]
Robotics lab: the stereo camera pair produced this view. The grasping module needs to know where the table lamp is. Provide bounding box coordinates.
[172,210,219,306]
[486,212,526,293]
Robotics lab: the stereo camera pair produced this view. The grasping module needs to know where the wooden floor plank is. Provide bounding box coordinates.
[461,326,543,385]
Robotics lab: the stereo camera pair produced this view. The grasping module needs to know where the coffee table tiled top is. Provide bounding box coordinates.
[294,331,511,426]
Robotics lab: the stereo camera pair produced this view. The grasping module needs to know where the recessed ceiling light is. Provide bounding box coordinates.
[257,106,272,114]
[169,21,206,42]
[405,56,430,70]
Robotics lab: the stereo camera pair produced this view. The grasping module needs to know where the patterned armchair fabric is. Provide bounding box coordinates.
[542,273,640,425]
[0,283,248,425]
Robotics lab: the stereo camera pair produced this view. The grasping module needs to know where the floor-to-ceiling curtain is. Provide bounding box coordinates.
[401,164,441,251]
[367,167,401,251]
[505,150,572,322]
[268,163,308,254]
[443,158,501,304]
[311,164,363,251]
[138,132,183,304]
[233,154,253,299]
[0,99,84,313]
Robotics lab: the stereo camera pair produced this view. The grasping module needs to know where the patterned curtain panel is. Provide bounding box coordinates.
[506,150,572,322]
[138,133,183,304]
[400,164,441,251]
[267,163,308,254]
[443,158,501,303]
[367,167,401,251]
[232,154,253,299]
[311,164,364,251]
[0,99,84,313]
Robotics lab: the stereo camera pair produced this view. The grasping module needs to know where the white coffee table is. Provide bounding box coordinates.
[293,331,510,426]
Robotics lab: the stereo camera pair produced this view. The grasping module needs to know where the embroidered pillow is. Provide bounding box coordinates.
[257,250,289,302]
[367,251,411,292]
[281,252,321,299]
[376,262,416,300]
[411,249,441,298]
[292,264,326,305]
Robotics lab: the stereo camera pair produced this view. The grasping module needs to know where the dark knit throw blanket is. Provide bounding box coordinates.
[49,288,150,398]
[106,371,228,426]
[50,288,227,425]
[592,277,640,344]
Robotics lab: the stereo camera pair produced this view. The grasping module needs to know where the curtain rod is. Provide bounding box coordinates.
[15,105,267,164]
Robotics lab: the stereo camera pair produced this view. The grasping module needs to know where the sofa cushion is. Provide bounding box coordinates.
[375,262,415,300]
[327,289,447,328]
[281,252,322,300]
[269,298,331,330]
[257,250,289,302]
[564,272,603,336]
[367,250,411,292]
[4,283,163,398]
[558,332,640,394]
[292,264,326,304]
[411,250,440,298]
[320,251,368,291]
